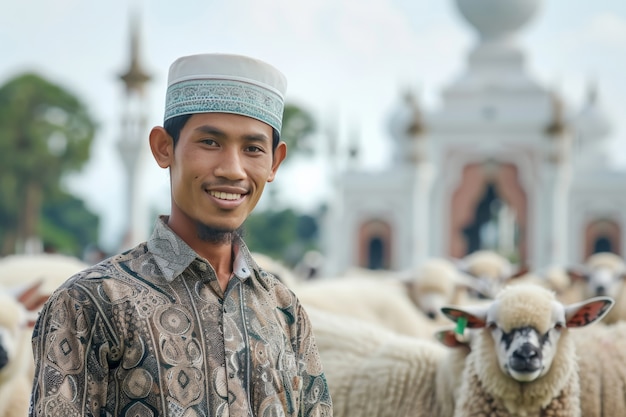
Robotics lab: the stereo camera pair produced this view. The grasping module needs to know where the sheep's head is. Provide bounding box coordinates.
[404,258,460,320]
[442,283,613,383]
[454,250,528,299]
[568,252,626,299]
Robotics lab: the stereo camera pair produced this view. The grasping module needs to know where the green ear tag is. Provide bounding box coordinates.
[456,316,468,335]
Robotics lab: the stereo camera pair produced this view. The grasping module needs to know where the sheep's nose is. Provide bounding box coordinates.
[510,343,542,373]
[426,311,437,320]
[595,286,606,296]
[0,345,8,369]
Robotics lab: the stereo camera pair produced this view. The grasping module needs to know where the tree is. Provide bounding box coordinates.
[281,102,316,161]
[243,209,319,265]
[40,191,100,256]
[0,73,97,255]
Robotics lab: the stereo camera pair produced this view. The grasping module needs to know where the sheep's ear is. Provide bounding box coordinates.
[451,257,471,274]
[435,328,472,348]
[510,264,531,279]
[564,296,614,327]
[456,273,495,299]
[441,305,489,328]
[15,280,49,312]
[565,265,588,283]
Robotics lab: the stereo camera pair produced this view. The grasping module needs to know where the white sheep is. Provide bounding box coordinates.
[306,258,479,325]
[455,250,527,299]
[251,252,301,289]
[0,285,43,417]
[0,253,89,296]
[402,257,479,321]
[441,283,613,416]
[570,320,626,417]
[294,275,443,339]
[306,306,472,417]
[567,251,626,323]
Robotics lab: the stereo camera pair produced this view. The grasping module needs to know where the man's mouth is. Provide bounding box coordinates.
[209,191,242,200]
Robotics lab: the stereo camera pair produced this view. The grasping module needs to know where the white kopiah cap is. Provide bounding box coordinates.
[164,53,288,133]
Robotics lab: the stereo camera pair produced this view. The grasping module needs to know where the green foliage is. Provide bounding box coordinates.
[243,209,319,266]
[281,102,316,160]
[0,72,98,254]
[39,191,99,256]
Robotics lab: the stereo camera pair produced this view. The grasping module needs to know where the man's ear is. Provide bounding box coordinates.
[267,141,287,182]
[149,126,174,168]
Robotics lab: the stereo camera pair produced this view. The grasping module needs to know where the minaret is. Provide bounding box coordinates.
[117,13,152,250]
[544,90,572,266]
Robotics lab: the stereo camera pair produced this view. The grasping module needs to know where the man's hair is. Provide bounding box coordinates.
[164,114,280,150]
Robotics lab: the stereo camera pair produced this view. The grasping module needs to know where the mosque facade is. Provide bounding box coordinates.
[321,0,626,276]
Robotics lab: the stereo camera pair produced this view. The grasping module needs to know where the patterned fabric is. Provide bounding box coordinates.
[165,79,284,132]
[29,217,332,417]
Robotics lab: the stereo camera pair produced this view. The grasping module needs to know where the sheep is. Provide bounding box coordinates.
[294,275,444,339]
[306,306,472,417]
[0,284,45,417]
[402,257,480,321]
[567,251,626,323]
[455,250,528,299]
[569,320,626,417]
[0,253,89,296]
[251,251,301,289]
[510,265,584,305]
[303,257,480,325]
[441,283,613,416]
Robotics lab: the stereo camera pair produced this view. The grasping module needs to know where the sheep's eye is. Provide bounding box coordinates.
[554,322,564,330]
[487,322,498,331]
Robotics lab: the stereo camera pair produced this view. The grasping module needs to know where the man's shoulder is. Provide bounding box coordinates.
[56,243,151,290]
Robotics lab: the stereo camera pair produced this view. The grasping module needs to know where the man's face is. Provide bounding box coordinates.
[169,112,286,233]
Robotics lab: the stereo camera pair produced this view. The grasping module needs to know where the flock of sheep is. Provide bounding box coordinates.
[1,250,626,416]
[258,250,626,417]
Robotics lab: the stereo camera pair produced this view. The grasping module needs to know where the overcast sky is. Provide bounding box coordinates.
[2,0,626,251]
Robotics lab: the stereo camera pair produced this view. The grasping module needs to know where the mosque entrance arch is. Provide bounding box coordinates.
[449,161,527,263]
[357,220,392,270]
[584,219,621,258]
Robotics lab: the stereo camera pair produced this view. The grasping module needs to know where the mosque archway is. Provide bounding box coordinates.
[449,161,527,263]
[357,220,392,270]
[584,219,621,258]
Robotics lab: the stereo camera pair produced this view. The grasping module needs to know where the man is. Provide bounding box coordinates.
[30,53,333,417]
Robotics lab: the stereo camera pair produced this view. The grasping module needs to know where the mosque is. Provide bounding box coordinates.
[112,1,626,277]
[320,0,626,276]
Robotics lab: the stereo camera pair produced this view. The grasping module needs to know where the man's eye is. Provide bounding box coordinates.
[246,146,263,152]
[201,139,218,146]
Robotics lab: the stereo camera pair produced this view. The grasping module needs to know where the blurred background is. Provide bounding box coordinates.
[1,0,626,276]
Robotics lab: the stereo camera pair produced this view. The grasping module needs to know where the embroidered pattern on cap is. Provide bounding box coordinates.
[165,79,283,132]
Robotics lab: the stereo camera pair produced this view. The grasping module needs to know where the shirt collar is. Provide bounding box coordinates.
[147,216,255,283]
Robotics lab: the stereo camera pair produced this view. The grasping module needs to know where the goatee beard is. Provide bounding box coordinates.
[195,221,243,244]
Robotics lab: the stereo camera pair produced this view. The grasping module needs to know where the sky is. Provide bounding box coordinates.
[2,0,626,251]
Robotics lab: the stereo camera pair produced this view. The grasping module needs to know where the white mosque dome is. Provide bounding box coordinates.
[455,0,543,40]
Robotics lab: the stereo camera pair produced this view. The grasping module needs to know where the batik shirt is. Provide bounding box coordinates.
[30,217,332,417]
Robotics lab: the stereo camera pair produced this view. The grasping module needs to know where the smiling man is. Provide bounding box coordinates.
[30,53,333,417]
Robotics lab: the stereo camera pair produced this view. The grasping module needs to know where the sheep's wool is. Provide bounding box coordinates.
[494,284,555,333]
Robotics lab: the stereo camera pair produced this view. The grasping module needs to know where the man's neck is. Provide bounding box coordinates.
[166,214,236,290]
[200,243,234,291]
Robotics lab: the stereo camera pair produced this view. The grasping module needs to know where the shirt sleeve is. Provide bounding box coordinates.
[294,300,333,417]
[30,285,116,417]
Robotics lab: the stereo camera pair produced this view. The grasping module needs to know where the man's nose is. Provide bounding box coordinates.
[214,149,246,180]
